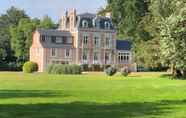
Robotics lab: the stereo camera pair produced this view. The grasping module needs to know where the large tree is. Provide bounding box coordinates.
[39,15,56,29]
[0,7,28,64]
[10,18,40,63]
[158,0,186,77]
[10,15,56,65]
[100,0,149,41]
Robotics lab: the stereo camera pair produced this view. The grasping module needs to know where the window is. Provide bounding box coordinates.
[56,37,63,43]
[106,37,111,48]
[82,20,88,28]
[51,48,57,57]
[105,22,110,29]
[93,52,99,63]
[82,50,88,63]
[41,35,46,42]
[94,37,99,47]
[118,52,130,63]
[83,35,88,45]
[51,36,56,43]
[105,53,109,61]
[105,52,111,64]
[65,49,70,57]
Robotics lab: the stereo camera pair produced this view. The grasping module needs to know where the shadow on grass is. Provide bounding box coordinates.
[0,99,186,118]
[0,90,66,98]
[160,74,186,80]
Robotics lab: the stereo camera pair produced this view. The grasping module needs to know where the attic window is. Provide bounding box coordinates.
[105,22,110,29]
[82,20,88,28]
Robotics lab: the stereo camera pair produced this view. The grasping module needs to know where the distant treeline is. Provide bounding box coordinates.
[0,7,57,71]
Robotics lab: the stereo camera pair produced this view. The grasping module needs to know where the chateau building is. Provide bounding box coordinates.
[30,9,136,72]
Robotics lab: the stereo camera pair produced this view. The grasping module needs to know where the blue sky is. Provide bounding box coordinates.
[0,0,107,22]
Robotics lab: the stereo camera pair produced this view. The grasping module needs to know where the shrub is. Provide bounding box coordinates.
[105,67,117,76]
[81,64,89,71]
[47,64,55,74]
[90,64,102,71]
[121,67,130,77]
[47,64,82,75]
[23,61,38,73]
[71,65,82,74]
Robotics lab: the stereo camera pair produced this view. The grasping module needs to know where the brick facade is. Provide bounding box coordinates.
[30,9,136,72]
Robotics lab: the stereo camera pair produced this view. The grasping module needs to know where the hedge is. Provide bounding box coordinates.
[47,64,82,75]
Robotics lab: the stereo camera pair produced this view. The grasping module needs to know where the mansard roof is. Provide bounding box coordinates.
[77,13,115,30]
[116,40,132,51]
[37,29,71,37]
[36,29,73,48]
[78,13,96,18]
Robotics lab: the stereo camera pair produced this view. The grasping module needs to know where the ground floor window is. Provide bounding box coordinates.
[82,50,88,64]
[105,52,111,64]
[118,52,130,63]
[93,52,99,64]
[51,48,57,57]
[65,49,70,57]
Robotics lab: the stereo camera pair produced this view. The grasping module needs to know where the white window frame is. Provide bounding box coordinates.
[56,37,63,43]
[83,35,88,46]
[82,20,89,28]
[105,34,112,48]
[51,48,57,57]
[82,50,88,64]
[94,36,100,48]
[105,21,110,29]
[105,52,111,64]
[93,52,99,64]
[65,49,71,58]
[118,52,130,63]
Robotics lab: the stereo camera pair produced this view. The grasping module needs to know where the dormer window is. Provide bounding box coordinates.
[82,20,88,28]
[105,22,110,29]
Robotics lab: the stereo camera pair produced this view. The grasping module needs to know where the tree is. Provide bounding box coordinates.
[100,0,149,41]
[10,18,40,64]
[0,7,28,64]
[158,0,186,77]
[39,15,56,29]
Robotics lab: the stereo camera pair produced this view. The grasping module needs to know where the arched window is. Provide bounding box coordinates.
[82,20,89,28]
[105,21,110,29]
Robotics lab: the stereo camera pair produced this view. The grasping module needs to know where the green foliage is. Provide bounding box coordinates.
[80,64,89,72]
[10,18,39,63]
[100,0,149,41]
[0,6,56,70]
[157,0,186,77]
[105,67,117,76]
[0,7,28,64]
[90,64,103,71]
[23,61,38,73]
[47,64,82,75]
[39,15,56,29]
[121,68,130,77]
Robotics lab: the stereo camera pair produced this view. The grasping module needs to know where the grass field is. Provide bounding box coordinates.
[0,72,186,118]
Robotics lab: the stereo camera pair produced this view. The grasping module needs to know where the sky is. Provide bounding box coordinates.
[0,0,107,22]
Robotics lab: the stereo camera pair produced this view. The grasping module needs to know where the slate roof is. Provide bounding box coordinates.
[116,40,132,51]
[77,13,115,30]
[37,29,73,48]
[37,29,71,37]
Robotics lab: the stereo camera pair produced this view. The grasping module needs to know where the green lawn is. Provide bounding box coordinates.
[0,72,186,118]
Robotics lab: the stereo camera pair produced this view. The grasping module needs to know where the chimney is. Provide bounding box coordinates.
[68,9,77,31]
